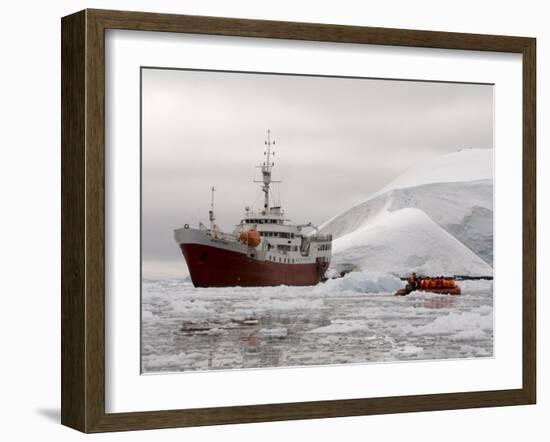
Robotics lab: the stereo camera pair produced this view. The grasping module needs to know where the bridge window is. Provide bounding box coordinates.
[277,244,291,252]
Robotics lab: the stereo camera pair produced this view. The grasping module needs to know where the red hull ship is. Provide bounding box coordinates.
[180,243,329,287]
[174,131,332,287]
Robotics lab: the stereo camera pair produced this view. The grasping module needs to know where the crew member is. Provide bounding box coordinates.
[406,272,418,294]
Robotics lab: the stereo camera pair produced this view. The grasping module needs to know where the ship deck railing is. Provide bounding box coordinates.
[308,234,333,242]
[206,230,240,242]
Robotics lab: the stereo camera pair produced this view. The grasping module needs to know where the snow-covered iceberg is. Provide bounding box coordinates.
[331,208,492,277]
[320,148,493,276]
[373,148,492,197]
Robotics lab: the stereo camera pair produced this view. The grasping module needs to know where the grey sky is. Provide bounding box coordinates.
[141,68,493,278]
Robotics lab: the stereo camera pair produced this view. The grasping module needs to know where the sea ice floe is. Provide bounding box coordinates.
[141,279,493,372]
[307,319,372,334]
[259,328,288,338]
[315,270,402,294]
[403,308,493,337]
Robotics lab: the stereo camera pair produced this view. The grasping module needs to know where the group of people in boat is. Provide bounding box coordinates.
[418,275,456,290]
[406,272,456,292]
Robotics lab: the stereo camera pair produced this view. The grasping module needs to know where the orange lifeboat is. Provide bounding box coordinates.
[239,229,261,247]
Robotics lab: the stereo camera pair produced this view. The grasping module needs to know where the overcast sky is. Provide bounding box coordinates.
[141,68,493,278]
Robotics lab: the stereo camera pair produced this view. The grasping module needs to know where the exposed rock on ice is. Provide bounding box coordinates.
[320,148,493,275]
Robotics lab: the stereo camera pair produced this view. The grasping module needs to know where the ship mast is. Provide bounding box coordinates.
[208,186,216,229]
[255,129,280,214]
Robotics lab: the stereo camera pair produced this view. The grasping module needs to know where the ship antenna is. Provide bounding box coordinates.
[254,130,281,214]
[265,129,274,172]
[208,186,216,229]
[262,129,275,213]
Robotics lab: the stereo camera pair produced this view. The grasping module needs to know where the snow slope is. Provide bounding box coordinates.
[387,180,493,264]
[331,208,493,276]
[320,148,494,275]
[373,148,493,197]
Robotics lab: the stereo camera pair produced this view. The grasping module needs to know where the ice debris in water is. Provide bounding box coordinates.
[259,327,288,338]
[316,270,403,294]
[141,279,494,372]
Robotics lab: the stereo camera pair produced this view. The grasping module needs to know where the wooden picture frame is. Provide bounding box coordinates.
[61,9,536,433]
